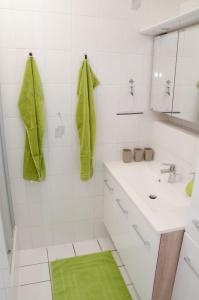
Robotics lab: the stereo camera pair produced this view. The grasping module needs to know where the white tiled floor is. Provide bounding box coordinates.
[16,248,48,267]
[73,239,101,256]
[17,263,50,286]
[16,238,134,300]
[17,282,52,300]
[47,243,75,262]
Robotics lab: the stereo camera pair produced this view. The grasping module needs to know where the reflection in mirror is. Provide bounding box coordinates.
[172,26,199,123]
[151,32,179,115]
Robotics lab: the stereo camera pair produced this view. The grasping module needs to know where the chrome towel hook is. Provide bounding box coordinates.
[166,80,171,96]
[129,79,134,96]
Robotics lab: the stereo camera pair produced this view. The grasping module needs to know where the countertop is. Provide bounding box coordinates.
[104,161,190,234]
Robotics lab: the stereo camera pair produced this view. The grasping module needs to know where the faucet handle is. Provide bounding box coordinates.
[190,172,196,179]
[162,163,175,167]
[162,163,176,171]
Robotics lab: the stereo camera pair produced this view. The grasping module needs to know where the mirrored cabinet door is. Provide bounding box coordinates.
[173,26,199,123]
[151,32,179,114]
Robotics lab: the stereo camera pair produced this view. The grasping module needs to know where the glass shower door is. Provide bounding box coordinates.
[0,95,15,265]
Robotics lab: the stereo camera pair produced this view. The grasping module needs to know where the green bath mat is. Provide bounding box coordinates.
[50,251,132,300]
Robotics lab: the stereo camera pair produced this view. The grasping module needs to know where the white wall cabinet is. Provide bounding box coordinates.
[172,233,199,300]
[173,25,199,123]
[151,24,199,124]
[104,169,184,300]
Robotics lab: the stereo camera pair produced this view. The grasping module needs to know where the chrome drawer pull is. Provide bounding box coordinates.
[192,219,199,230]
[104,180,114,191]
[132,224,150,246]
[116,199,128,215]
[184,256,199,279]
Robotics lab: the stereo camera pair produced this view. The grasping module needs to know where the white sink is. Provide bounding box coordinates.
[115,162,189,213]
[105,160,190,233]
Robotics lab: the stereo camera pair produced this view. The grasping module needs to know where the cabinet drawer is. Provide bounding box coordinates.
[103,169,160,300]
[125,207,160,300]
[113,182,160,300]
[187,207,199,245]
[172,233,199,300]
[104,170,116,194]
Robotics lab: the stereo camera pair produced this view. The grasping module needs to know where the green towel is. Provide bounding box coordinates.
[18,56,46,181]
[76,59,99,181]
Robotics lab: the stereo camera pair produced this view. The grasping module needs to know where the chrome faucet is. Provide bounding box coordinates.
[160,163,177,183]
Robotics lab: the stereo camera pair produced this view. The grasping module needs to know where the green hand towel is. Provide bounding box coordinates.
[76,59,99,181]
[18,56,46,181]
[186,179,194,197]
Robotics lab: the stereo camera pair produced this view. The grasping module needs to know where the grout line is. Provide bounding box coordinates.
[46,247,54,300]
[72,243,77,256]
[97,239,103,251]
[0,7,71,16]
[17,261,49,268]
[111,250,125,267]
[20,279,51,287]
[18,262,49,269]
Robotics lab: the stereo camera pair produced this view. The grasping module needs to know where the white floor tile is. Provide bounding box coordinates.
[73,239,101,256]
[119,266,132,285]
[112,251,124,267]
[17,282,52,300]
[47,243,75,262]
[16,248,48,267]
[98,237,116,251]
[17,263,50,285]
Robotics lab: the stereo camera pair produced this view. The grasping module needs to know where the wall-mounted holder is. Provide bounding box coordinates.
[129,79,135,96]
[55,112,65,138]
[162,111,181,114]
[116,112,144,116]
[166,80,171,96]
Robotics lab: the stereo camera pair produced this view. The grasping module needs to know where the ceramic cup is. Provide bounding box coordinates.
[144,148,154,161]
[134,148,144,162]
[122,149,133,163]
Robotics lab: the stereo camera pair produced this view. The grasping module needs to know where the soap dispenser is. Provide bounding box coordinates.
[185,172,195,197]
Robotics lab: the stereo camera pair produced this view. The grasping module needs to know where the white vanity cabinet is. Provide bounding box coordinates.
[151,31,178,113]
[172,233,199,300]
[104,168,184,300]
[172,160,199,300]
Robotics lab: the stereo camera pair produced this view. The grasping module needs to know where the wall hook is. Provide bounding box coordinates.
[166,80,171,96]
[129,79,134,96]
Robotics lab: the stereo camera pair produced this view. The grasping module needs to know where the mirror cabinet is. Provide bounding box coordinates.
[151,24,199,124]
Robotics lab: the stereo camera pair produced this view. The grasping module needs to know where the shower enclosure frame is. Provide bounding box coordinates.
[0,90,15,263]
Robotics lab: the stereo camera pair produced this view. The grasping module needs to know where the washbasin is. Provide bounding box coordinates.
[119,162,189,213]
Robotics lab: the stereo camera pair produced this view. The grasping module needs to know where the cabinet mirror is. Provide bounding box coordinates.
[151,24,199,123]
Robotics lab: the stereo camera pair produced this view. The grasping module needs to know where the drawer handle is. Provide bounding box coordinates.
[104,180,114,191]
[192,219,199,230]
[184,256,199,279]
[116,199,128,215]
[132,224,150,246]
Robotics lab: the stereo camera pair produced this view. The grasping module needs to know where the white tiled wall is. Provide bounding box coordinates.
[0,0,184,250]
[152,121,199,183]
[0,0,154,250]
[180,0,199,13]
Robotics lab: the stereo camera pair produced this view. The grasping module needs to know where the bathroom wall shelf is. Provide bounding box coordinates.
[116,112,144,116]
[140,7,199,36]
